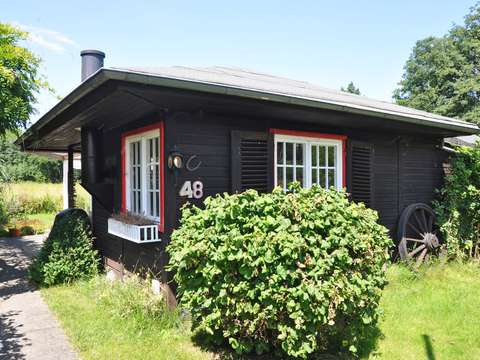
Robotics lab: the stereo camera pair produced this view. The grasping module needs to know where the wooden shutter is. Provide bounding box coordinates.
[348,141,374,207]
[231,131,272,193]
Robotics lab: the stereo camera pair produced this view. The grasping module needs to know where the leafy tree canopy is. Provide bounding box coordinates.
[394,4,480,124]
[341,81,361,95]
[0,23,48,136]
[0,132,61,183]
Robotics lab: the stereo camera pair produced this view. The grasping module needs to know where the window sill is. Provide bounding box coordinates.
[107,218,161,244]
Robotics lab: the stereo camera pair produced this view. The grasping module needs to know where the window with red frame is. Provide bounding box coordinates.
[122,125,163,223]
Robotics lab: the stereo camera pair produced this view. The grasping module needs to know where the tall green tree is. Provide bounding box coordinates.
[0,23,47,135]
[341,81,361,95]
[394,4,480,124]
[0,132,61,183]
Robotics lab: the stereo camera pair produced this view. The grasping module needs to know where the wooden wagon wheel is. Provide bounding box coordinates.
[397,203,441,266]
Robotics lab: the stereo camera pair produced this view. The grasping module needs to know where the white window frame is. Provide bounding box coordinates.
[274,134,343,190]
[124,128,161,222]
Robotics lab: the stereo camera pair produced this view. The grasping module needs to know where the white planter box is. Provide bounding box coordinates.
[107,218,161,243]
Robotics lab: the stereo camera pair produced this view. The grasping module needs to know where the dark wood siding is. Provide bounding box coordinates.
[399,138,447,211]
[88,103,448,277]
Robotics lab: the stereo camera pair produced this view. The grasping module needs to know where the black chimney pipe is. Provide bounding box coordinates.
[80,49,105,81]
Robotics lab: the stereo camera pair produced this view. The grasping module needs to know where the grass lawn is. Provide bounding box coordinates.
[42,262,480,360]
[26,212,57,230]
[41,279,212,360]
[10,181,91,210]
[366,261,480,359]
[0,182,92,236]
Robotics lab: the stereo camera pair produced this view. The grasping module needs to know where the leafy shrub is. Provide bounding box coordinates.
[18,193,62,214]
[96,275,182,330]
[0,133,62,183]
[20,225,35,236]
[0,183,8,226]
[434,144,480,259]
[168,184,392,358]
[29,208,100,286]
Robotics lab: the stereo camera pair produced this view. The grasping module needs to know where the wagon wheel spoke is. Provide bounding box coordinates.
[420,209,429,232]
[413,210,427,233]
[404,237,425,243]
[407,221,423,237]
[416,248,428,267]
[427,213,434,232]
[408,244,426,257]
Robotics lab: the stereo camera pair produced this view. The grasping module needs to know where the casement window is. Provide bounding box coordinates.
[121,123,164,231]
[272,130,346,191]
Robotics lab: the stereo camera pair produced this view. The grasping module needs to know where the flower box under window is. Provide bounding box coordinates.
[107,218,161,243]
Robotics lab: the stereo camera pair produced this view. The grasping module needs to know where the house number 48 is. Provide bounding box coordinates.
[179,181,203,199]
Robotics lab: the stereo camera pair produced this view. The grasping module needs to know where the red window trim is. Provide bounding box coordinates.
[121,122,165,232]
[269,128,347,188]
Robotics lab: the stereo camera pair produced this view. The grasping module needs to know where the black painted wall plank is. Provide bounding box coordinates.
[88,106,447,276]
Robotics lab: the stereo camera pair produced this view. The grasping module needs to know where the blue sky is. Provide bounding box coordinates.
[3,1,476,122]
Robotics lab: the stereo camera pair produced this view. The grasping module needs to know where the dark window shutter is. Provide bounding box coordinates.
[231,131,272,193]
[348,141,374,207]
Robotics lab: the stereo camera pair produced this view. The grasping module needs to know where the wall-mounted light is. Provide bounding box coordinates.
[168,152,184,169]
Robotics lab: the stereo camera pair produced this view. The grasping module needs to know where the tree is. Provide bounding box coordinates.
[0,23,48,136]
[341,81,361,95]
[394,4,480,124]
[0,132,61,183]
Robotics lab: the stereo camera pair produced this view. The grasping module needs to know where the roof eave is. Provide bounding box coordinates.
[104,68,480,134]
[15,69,109,147]
[17,68,480,148]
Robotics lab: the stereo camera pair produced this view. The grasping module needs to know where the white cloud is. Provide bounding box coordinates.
[11,22,77,53]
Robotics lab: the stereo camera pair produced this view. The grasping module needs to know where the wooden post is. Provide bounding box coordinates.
[67,145,75,208]
[62,159,69,209]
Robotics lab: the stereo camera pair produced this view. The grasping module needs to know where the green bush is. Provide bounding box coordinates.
[0,184,8,227]
[29,209,100,286]
[0,133,62,183]
[434,144,480,259]
[18,194,62,214]
[20,225,35,236]
[168,184,392,358]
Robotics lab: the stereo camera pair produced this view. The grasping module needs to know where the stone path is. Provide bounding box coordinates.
[0,235,78,360]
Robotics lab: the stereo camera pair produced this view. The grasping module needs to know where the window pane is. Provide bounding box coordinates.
[277,142,284,165]
[137,167,141,189]
[296,167,304,187]
[312,145,317,166]
[296,144,303,165]
[155,138,159,162]
[328,169,335,189]
[328,146,336,167]
[312,168,317,184]
[149,138,153,162]
[277,167,284,189]
[149,192,154,216]
[319,170,326,188]
[319,146,326,167]
[149,165,154,189]
[129,140,142,214]
[286,167,293,186]
[286,143,293,165]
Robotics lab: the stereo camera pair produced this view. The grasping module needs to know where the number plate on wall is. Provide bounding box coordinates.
[179,181,203,199]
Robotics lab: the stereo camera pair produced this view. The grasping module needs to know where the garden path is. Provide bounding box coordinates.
[0,235,78,360]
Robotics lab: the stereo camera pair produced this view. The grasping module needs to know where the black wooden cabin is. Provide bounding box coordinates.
[18,50,479,280]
